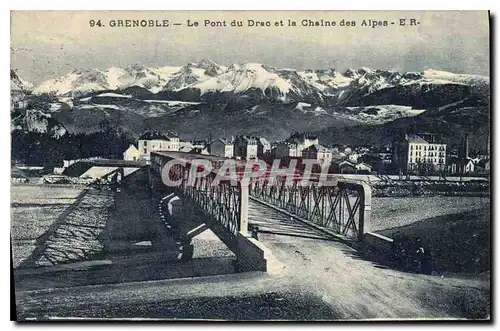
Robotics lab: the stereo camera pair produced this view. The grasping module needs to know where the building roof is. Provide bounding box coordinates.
[303,144,331,153]
[337,160,356,167]
[236,135,258,144]
[406,134,428,144]
[138,130,178,141]
[125,144,139,152]
[213,137,233,145]
[279,141,298,148]
[259,137,270,146]
[286,132,318,145]
[188,147,209,154]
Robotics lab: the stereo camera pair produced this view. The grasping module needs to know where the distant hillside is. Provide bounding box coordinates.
[12,60,490,146]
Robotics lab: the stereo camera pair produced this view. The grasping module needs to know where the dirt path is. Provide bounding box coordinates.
[248,200,490,319]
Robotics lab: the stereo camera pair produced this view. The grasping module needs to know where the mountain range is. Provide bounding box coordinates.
[12,60,490,149]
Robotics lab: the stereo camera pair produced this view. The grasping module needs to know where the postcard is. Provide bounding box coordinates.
[10,10,490,321]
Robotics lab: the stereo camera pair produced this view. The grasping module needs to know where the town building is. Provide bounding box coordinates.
[137,131,180,161]
[331,160,373,174]
[347,152,360,163]
[258,137,271,156]
[210,138,234,158]
[464,159,475,173]
[188,147,210,155]
[274,142,301,158]
[447,156,476,175]
[301,144,333,165]
[234,136,259,160]
[179,141,194,153]
[392,133,446,174]
[123,144,140,161]
[191,140,210,150]
[274,132,319,158]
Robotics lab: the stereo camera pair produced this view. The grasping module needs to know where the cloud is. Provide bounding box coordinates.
[11,10,490,84]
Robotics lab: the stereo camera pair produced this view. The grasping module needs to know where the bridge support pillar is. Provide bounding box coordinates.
[239,180,249,236]
[235,232,283,275]
[358,183,372,239]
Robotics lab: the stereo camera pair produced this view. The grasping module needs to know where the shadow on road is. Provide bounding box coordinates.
[340,207,491,277]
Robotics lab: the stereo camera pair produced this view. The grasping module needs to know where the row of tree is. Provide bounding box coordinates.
[12,122,133,167]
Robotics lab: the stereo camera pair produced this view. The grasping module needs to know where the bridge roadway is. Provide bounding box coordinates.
[14,178,490,319]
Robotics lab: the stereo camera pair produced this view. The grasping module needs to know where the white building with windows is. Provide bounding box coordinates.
[393,133,446,173]
[137,131,180,161]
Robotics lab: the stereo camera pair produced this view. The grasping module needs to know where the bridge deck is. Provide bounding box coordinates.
[248,200,333,242]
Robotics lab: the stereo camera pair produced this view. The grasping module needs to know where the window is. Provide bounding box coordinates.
[143,148,147,154]
[143,141,147,147]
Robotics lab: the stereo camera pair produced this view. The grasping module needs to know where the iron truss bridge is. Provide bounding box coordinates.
[148,152,372,244]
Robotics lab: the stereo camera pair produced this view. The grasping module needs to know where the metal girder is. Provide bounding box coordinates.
[249,177,370,240]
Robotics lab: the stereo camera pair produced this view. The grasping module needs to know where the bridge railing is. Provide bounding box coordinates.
[249,177,371,240]
[152,157,246,239]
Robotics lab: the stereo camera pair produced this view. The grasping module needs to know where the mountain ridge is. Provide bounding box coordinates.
[28,61,489,107]
[12,61,490,148]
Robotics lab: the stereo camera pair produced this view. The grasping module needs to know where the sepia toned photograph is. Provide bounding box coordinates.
[10,10,490,321]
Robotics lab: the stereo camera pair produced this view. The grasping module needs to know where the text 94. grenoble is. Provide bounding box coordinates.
[89,20,172,28]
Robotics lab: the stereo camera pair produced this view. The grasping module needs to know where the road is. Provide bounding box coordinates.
[247,200,490,319]
[13,170,490,320]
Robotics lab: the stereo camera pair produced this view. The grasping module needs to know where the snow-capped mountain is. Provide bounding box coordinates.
[31,60,229,97]
[298,66,489,108]
[21,61,489,141]
[31,61,488,110]
[192,63,292,95]
[182,63,325,104]
[163,62,217,92]
[32,64,183,97]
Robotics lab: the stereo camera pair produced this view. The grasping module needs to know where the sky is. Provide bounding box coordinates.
[11,10,490,85]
